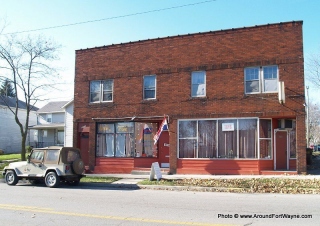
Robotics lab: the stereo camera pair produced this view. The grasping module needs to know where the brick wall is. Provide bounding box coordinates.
[74,21,305,173]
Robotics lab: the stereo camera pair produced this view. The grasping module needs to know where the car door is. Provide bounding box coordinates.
[25,150,47,176]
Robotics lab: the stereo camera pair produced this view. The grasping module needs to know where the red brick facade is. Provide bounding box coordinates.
[74,21,306,175]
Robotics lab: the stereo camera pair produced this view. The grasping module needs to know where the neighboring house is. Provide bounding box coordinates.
[73,21,306,175]
[0,96,38,153]
[30,100,73,148]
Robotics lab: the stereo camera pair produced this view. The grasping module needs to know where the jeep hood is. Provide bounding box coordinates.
[7,161,27,168]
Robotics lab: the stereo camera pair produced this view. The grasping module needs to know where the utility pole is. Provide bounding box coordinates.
[306,86,310,147]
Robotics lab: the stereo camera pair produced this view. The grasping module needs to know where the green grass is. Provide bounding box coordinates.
[0,153,23,161]
[81,176,119,183]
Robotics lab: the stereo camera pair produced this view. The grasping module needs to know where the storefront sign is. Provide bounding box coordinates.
[222,123,234,131]
[149,162,162,181]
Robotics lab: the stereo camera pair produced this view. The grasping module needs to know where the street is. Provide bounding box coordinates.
[0,180,319,226]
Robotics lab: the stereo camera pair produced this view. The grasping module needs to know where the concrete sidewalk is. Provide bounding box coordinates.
[86,173,320,185]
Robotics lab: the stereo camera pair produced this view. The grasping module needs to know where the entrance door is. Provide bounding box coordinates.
[79,132,89,166]
[158,131,169,168]
[275,130,288,170]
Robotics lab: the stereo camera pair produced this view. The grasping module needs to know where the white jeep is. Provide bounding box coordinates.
[2,146,85,188]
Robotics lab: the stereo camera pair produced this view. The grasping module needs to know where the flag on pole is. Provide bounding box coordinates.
[153,117,168,145]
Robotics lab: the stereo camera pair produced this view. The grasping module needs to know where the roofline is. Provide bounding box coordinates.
[37,110,65,114]
[61,99,74,109]
[76,21,303,52]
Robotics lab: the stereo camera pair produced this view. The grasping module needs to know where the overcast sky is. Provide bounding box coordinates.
[1,0,319,107]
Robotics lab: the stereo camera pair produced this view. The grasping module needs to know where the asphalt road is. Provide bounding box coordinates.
[0,180,319,226]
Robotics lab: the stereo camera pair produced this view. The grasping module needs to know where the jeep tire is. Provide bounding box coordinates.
[5,170,19,185]
[45,172,60,188]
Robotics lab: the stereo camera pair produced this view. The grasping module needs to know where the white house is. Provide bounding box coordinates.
[29,100,74,148]
[0,96,38,153]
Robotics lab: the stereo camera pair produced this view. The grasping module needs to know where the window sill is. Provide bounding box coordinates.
[141,99,158,103]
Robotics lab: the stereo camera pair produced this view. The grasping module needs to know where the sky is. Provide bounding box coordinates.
[0,0,319,108]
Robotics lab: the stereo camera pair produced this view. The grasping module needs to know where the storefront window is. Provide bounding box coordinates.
[178,118,262,159]
[135,122,158,157]
[239,119,257,158]
[96,122,158,158]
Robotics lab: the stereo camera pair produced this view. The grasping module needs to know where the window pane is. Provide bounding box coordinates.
[135,123,158,158]
[246,80,259,93]
[179,139,196,158]
[106,134,114,157]
[144,76,156,99]
[239,119,257,158]
[264,79,278,92]
[103,80,113,91]
[179,121,197,138]
[259,120,271,138]
[90,81,100,92]
[116,122,134,133]
[192,84,205,96]
[115,133,134,157]
[90,92,100,102]
[98,124,115,133]
[198,120,217,158]
[96,134,105,157]
[144,90,155,99]
[260,140,272,158]
[290,122,296,158]
[191,72,206,97]
[245,68,259,81]
[263,66,277,79]
[218,120,237,158]
[103,92,112,101]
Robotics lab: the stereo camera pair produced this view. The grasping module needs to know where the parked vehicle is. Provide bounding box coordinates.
[2,146,85,188]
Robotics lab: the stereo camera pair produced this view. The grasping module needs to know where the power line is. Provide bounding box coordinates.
[3,0,216,35]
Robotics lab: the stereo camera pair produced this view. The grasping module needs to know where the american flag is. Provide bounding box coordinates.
[153,117,168,145]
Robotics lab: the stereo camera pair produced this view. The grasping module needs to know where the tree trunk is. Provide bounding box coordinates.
[21,134,27,161]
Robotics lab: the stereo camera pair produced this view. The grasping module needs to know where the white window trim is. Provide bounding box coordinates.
[143,75,156,100]
[245,65,278,94]
[191,71,206,97]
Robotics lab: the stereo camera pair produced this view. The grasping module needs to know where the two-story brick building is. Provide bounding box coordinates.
[74,21,306,175]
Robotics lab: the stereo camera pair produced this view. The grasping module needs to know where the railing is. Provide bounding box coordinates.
[28,142,63,148]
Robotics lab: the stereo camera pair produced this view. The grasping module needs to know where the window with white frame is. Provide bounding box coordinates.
[90,80,113,103]
[259,119,272,158]
[245,66,278,94]
[191,71,206,97]
[143,75,156,99]
[178,118,262,159]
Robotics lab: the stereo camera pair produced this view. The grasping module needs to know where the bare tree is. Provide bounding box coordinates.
[0,34,61,160]
[306,52,320,88]
[308,102,320,146]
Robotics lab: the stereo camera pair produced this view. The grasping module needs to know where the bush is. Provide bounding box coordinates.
[26,146,33,153]
[0,149,4,155]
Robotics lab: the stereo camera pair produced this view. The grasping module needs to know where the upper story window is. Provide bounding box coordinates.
[46,114,52,123]
[143,75,156,100]
[90,80,113,103]
[245,65,278,94]
[191,71,206,97]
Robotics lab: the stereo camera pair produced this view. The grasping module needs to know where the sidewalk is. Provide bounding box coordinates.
[86,173,320,187]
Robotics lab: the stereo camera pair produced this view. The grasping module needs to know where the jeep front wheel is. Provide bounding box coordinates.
[45,172,60,188]
[5,170,19,185]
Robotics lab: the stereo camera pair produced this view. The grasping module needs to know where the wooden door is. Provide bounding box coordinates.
[275,130,288,170]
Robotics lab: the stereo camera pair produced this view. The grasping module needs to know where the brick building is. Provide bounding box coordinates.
[74,21,306,175]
